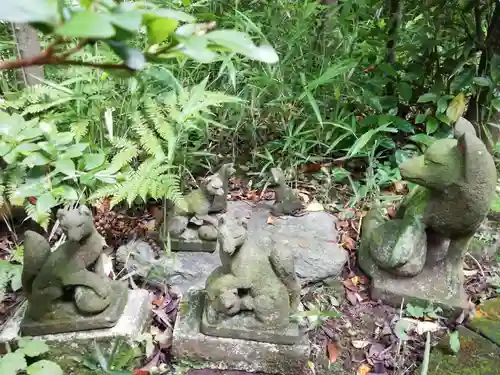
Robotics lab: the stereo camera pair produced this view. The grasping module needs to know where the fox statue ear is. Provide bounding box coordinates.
[56,209,65,220]
[456,131,486,182]
[453,117,477,139]
[78,205,91,216]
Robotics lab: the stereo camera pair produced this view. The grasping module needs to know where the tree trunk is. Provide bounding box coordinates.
[10,23,44,87]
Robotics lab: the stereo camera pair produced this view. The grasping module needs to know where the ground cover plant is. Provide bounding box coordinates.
[0,0,500,374]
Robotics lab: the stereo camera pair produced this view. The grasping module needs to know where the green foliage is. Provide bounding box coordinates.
[449,331,461,353]
[405,303,443,320]
[0,260,22,302]
[0,337,63,375]
[0,110,123,228]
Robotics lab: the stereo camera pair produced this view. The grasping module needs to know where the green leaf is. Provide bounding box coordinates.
[417,93,438,103]
[397,82,412,102]
[450,67,475,93]
[56,11,115,39]
[206,30,279,64]
[2,0,58,24]
[492,98,500,111]
[14,143,40,154]
[415,114,426,124]
[52,132,74,146]
[9,266,22,292]
[0,350,27,375]
[53,185,79,201]
[144,8,195,23]
[55,159,76,176]
[106,41,146,71]
[406,303,425,318]
[61,143,88,159]
[84,153,105,170]
[19,338,50,357]
[473,77,492,87]
[409,134,436,147]
[437,96,449,114]
[426,117,438,135]
[446,93,466,123]
[109,11,142,33]
[22,152,50,167]
[394,319,411,341]
[491,54,500,84]
[36,192,57,214]
[147,17,178,44]
[27,360,63,375]
[449,331,460,353]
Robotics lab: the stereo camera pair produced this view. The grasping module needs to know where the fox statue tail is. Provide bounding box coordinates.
[22,230,51,296]
[269,244,301,311]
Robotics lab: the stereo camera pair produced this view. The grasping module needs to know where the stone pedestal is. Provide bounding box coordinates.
[358,244,468,316]
[0,289,152,374]
[170,229,218,253]
[172,290,310,375]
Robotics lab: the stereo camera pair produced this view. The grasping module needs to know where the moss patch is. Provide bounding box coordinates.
[425,326,500,375]
[468,297,500,346]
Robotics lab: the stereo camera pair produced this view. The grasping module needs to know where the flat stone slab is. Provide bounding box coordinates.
[424,325,500,375]
[172,290,310,375]
[358,244,467,316]
[0,289,152,374]
[20,281,128,336]
[168,201,347,293]
[467,297,500,346]
[170,234,217,253]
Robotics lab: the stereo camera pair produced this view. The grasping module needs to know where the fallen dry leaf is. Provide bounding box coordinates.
[414,320,443,335]
[341,233,357,251]
[267,215,275,225]
[326,342,339,363]
[350,276,360,286]
[393,180,407,194]
[473,308,489,319]
[357,364,371,375]
[298,192,311,203]
[351,340,371,349]
[305,200,324,212]
[463,269,479,277]
[346,290,359,305]
[152,296,164,307]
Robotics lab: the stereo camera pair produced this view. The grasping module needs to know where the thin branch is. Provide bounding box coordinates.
[0,55,132,71]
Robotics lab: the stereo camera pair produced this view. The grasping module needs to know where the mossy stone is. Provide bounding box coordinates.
[468,297,500,346]
[423,326,500,375]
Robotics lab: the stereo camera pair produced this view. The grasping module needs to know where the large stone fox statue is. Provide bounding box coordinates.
[360,117,497,278]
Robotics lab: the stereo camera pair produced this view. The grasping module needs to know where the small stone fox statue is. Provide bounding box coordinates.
[360,117,497,277]
[270,167,303,216]
[204,217,301,329]
[22,205,110,320]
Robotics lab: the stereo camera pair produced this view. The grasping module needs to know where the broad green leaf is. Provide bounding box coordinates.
[36,192,57,213]
[61,143,88,159]
[147,17,178,44]
[19,338,50,357]
[52,132,74,146]
[109,11,142,33]
[490,54,500,84]
[0,142,13,157]
[437,96,449,114]
[9,265,22,292]
[54,185,79,201]
[22,152,50,167]
[397,82,412,102]
[0,350,27,375]
[450,67,475,93]
[394,319,411,341]
[415,114,426,124]
[409,134,436,147]
[14,143,40,154]
[27,360,63,375]
[473,77,492,87]
[449,331,460,353]
[144,8,195,23]
[84,153,105,170]
[176,36,217,63]
[426,118,438,135]
[55,159,76,176]
[2,0,58,24]
[392,117,414,133]
[56,11,115,39]
[446,93,466,123]
[206,30,279,64]
[406,303,425,318]
[106,41,146,71]
[492,98,500,111]
[417,93,438,103]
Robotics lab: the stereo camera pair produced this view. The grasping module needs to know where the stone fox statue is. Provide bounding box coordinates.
[204,217,301,329]
[22,205,110,320]
[361,117,497,277]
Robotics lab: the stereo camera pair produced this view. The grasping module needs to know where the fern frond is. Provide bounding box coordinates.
[130,111,165,160]
[143,98,177,163]
[24,202,50,230]
[22,97,75,116]
[71,120,89,142]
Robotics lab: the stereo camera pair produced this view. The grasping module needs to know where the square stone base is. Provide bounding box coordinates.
[0,289,152,374]
[170,237,217,253]
[172,290,310,374]
[21,281,129,336]
[359,248,468,317]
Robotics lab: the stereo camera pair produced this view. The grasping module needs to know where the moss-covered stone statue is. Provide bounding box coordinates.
[270,167,303,216]
[359,117,497,314]
[201,216,302,345]
[159,163,236,252]
[21,205,128,336]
